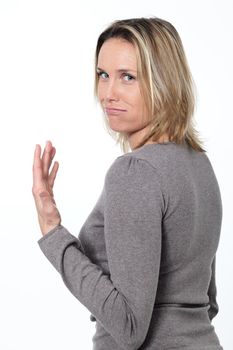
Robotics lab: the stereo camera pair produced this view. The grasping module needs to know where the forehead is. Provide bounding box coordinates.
[97,38,137,69]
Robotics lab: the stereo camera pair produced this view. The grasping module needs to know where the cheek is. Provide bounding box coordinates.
[132,93,149,125]
[128,86,143,105]
[131,91,146,115]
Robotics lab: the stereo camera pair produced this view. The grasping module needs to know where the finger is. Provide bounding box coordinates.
[41,141,53,178]
[33,144,43,187]
[48,161,59,188]
[50,147,56,166]
[47,147,57,180]
[42,141,56,179]
[46,146,56,174]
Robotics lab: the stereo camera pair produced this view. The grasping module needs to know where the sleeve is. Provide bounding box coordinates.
[207,255,219,322]
[37,155,164,350]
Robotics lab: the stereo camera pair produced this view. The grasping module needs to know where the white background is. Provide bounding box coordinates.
[0,0,232,349]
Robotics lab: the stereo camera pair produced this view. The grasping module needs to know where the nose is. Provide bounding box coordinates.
[105,79,119,102]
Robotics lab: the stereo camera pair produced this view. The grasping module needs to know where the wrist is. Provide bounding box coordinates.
[42,223,61,236]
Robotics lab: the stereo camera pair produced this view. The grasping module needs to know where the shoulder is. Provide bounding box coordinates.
[105,143,179,184]
[104,154,163,198]
[105,154,159,182]
[104,154,165,219]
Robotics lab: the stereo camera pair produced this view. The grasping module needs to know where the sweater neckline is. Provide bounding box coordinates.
[135,141,176,151]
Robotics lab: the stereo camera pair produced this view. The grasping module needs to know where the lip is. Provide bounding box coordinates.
[105,107,125,112]
[105,107,127,114]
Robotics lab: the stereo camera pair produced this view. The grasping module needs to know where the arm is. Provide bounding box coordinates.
[37,156,164,350]
[207,255,219,322]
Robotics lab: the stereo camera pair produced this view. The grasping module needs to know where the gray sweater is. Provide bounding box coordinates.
[37,141,223,350]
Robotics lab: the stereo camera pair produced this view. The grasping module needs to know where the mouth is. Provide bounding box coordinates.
[105,107,127,112]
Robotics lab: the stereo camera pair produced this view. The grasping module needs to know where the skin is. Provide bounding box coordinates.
[32,38,169,236]
[32,141,61,236]
[97,37,169,149]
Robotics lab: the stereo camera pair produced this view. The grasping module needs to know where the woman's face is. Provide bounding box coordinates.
[97,38,151,148]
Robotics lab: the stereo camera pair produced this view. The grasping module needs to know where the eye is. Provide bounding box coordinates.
[122,73,135,81]
[96,71,135,82]
[97,71,108,79]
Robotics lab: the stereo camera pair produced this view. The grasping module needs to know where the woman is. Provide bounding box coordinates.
[32,17,223,349]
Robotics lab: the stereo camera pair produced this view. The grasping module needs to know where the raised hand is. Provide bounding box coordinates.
[32,140,62,236]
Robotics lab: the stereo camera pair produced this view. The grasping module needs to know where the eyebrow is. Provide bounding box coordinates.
[96,67,137,73]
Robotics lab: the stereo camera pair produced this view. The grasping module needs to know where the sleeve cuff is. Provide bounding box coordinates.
[37,224,63,244]
[37,224,82,273]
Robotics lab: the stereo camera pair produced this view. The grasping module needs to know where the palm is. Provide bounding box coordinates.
[32,141,61,235]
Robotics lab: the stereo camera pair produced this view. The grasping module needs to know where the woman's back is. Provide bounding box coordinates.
[132,141,222,301]
[124,140,223,349]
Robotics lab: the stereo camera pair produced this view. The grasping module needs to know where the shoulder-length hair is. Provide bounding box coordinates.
[93,16,206,153]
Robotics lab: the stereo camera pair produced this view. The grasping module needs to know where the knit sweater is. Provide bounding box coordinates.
[37,141,223,350]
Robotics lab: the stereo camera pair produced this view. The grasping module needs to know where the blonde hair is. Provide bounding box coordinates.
[94,16,206,153]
